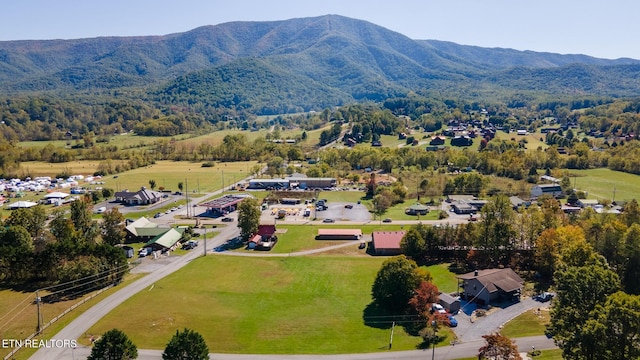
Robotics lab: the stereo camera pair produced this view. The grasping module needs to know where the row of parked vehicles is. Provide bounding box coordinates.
[432,303,458,327]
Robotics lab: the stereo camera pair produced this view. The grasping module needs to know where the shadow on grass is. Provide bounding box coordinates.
[416,334,447,349]
[363,301,425,336]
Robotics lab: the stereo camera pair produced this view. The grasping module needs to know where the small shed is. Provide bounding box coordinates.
[121,246,134,258]
[438,293,461,314]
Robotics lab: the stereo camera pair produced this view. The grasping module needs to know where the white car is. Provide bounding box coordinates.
[432,303,446,314]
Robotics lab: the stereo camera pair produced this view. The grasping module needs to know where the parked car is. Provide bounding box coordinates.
[382,218,392,223]
[182,240,198,250]
[447,315,458,327]
[344,204,353,209]
[138,247,152,257]
[432,303,446,314]
[154,212,162,218]
[536,292,554,302]
[322,218,335,223]
[221,217,233,222]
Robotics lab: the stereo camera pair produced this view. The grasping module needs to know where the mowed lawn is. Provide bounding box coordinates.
[565,168,640,202]
[86,256,455,354]
[500,308,550,338]
[18,160,259,194]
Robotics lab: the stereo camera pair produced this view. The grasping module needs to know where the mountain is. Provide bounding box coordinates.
[0,15,639,109]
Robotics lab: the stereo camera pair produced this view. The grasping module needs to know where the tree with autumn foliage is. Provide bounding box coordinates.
[477,333,522,360]
[408,281,440,317]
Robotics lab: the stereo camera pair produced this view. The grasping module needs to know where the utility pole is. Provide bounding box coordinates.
[185,178,189,218]
[35,291,42,334]
[431,320,437,360]
[388,321,395,350]
[203,225,207,257]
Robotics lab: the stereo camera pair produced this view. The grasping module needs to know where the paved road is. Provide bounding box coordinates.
[29,224,239,360]
[38,335,556,360]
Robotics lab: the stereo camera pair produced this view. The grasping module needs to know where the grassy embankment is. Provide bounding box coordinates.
[0,273,144,360]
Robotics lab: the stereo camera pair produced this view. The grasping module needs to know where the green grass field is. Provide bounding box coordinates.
[500,309,550,338]
[494,130,549,151]
[84,255,456,354]
[563,168,640,202]
[18,160,259,194]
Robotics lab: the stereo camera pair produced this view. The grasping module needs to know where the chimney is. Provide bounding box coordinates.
[474,270,478,277]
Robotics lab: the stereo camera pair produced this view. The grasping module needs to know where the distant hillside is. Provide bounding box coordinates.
[1,15,640,110]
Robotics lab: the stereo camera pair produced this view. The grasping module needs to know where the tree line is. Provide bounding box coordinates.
[0,197,127,292]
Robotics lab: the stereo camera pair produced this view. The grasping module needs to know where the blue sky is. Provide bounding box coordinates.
[1,0,638,59]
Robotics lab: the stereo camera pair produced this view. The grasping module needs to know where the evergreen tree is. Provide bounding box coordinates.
[162,328,209,360]
[87,328,137,360]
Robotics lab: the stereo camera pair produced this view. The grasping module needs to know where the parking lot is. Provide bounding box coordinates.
[260,201,371,223]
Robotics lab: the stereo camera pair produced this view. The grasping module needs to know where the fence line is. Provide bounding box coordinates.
[3,284,114,360]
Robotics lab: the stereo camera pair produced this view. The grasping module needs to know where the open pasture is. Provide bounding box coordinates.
[565,168,640,202]
[17,160,259,195]
[85,255,456,354]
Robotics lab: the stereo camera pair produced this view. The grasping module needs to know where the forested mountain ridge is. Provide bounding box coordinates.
[0,14,639,99]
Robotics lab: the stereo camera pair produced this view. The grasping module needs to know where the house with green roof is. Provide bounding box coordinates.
[144,228,185,252]
[125,216,167,242]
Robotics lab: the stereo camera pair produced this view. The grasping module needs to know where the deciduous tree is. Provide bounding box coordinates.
[582,291,640,360]
[101,208,126,245]
[372,256,429,313]
[546,255,620,360]
[477,333,522,360]
[237,197,260,241]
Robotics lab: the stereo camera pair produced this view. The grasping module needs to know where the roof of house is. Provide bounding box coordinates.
[439,292,459,305]
[144,228,184,249]
[115,187,163,202]
[135,227,170,238]
[448,195,477,202]
[457,268,523,293]
[509,196,526,207]
[258,224,276,237]
[372,231,406,250]
[125,217,158,237]
[535,184,562,190]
